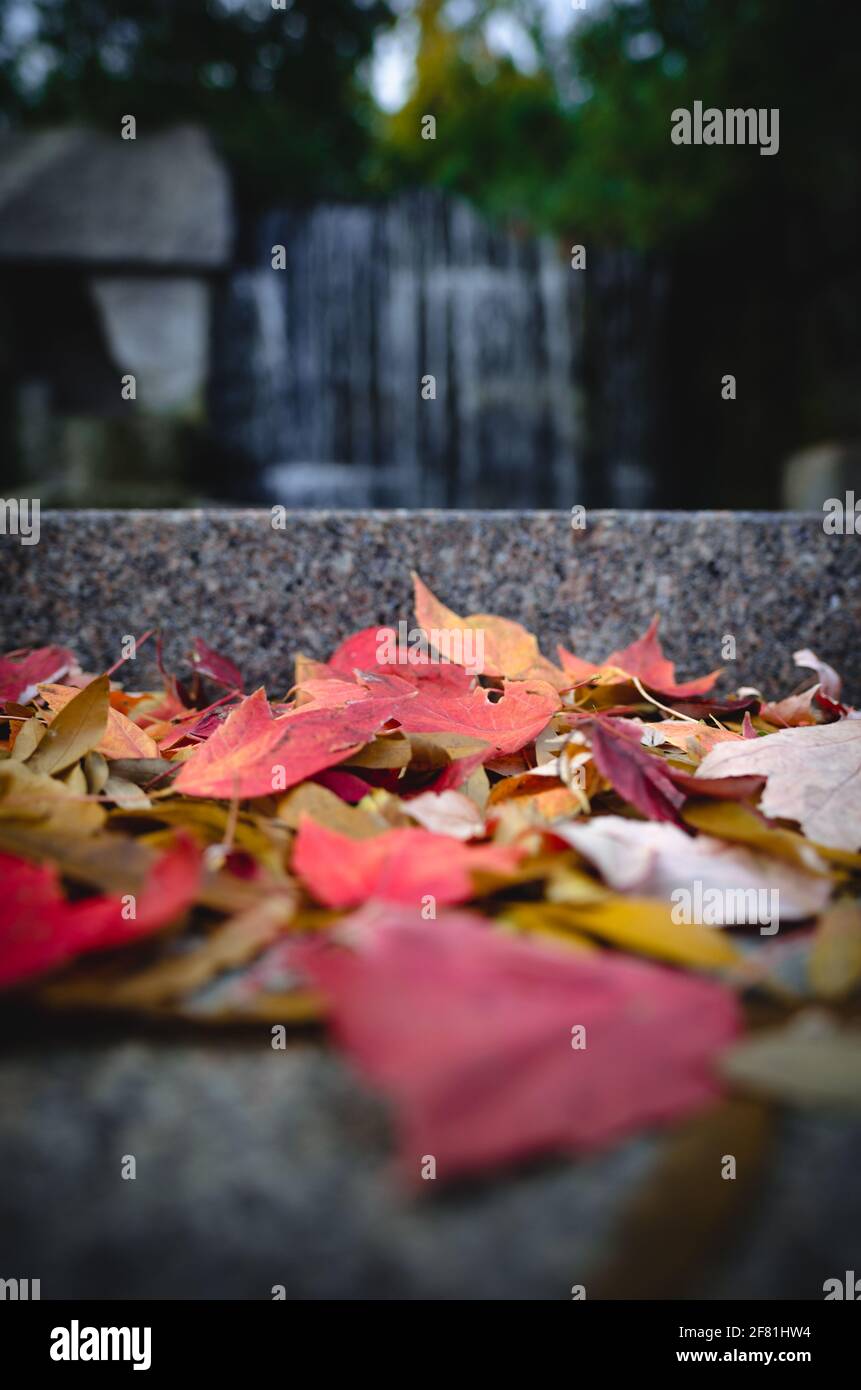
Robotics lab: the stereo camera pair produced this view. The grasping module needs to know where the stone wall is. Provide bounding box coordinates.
[1,510,859,700]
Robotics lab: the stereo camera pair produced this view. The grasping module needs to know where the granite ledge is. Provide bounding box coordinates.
[0,509,858,698]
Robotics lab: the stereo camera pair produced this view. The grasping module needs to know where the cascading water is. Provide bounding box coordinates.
[209,191,586,508]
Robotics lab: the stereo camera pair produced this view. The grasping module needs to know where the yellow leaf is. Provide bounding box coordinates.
[684,799,830,875]
[498,903,597,952]
[26,674,110,776]
[546,867,610,905]
[112,800,288,874]
[177,988,322,1027]
[276,782,382,839]
[83,751,109,795]
[405,731,489,772]
[10,716,46,762]
[412,572,566,684]
[39,682,159,760]
[809,898,861,1000]
[103,774,152,810]
[60,762,88,796]
[343,732,412,769]
[0,760,106,834]
[809,842,861,871]
[534,897,746,972]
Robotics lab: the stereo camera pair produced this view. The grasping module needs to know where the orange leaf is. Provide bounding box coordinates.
[412,573,566,685]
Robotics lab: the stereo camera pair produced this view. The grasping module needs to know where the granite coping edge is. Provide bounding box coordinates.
[2,507,828,522]
[2,506,857,695]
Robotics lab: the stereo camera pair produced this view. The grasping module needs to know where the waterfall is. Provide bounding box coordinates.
[210,191,585,508]
[584,248,668,507]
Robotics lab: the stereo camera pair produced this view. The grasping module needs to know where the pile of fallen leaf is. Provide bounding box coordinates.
[1,574,860,1182]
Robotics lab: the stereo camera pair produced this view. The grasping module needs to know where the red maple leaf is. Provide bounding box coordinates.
[395,679,558,756]
[558,617,721,698]
[293,819,521,908]
[191,637,244,692]
[174,687,408,798]
[327,624,473,692]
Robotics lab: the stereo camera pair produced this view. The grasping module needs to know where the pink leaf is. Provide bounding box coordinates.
[0,646,76,704]
[291,669,416,716]
[328,626,397,676]
[328,625,473,692]
[581,715,687,826]
[292,907,740,1180]
[191,637,244,692]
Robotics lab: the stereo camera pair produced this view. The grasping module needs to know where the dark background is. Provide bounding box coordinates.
[0,0,858,509]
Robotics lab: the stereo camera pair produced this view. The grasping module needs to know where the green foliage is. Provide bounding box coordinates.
[379,0,861,249]
[377,1,569,228]
[0,0,396,205]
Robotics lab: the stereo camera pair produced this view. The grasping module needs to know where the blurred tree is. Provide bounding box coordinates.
[380,0,861,251]
[0,0,396,205]
[380,0,567,227]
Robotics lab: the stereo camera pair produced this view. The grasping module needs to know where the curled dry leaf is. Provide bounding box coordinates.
[277,781,383,839]
[553,815,831,922]
[26,674,110,776]
[635,717,743,756]
[0,759,106,834]
[698,719,861,851]
[793,648,842,701]
[403,789,485,840]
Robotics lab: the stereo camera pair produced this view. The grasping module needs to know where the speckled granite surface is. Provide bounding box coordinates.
[1,509,860,1300]
[1,510,859,698]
